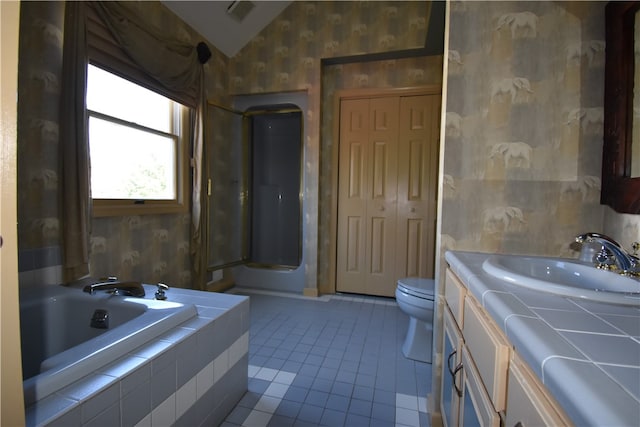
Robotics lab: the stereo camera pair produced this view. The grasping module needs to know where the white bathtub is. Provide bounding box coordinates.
[20,284,197,406]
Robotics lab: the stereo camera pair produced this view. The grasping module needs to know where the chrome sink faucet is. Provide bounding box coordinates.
[575,232,640,275]
[83,278,146,297]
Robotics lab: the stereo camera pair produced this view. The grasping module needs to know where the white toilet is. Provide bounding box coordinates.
[395,277,435,363]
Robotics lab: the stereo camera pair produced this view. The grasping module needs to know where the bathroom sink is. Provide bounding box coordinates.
[482,255,640,306]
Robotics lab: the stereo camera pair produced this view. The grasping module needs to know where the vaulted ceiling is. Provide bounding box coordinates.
[162,1,292,58]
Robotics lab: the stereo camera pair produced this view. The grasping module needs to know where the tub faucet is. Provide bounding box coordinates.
[575,232,639,275]
[83,280,145,297]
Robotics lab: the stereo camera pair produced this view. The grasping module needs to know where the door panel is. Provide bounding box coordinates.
[364,98,399,296]
[337,99,369,293]
[395,94,440,280]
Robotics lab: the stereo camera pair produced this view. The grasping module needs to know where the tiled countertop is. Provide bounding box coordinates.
[445,251,640,427]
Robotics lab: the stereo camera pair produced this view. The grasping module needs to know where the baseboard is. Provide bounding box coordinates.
[303,287,319,297]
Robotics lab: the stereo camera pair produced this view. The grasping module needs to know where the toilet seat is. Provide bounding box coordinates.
[397,277,434,300]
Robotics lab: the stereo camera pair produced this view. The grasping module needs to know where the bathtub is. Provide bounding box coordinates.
[20,284,197,406]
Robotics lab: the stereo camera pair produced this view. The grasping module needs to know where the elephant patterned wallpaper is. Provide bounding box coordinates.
[18,1,640,291]
[17,1,228,287]
[228,1,432,290]
[440,1,628,261]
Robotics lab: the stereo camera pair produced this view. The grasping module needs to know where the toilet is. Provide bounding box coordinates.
[395,277,435,363]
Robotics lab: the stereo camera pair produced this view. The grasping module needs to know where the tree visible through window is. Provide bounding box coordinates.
[86,64,189,215]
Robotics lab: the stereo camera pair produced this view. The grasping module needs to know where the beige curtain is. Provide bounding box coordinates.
[60,2,91,283]
[93,1,208,289]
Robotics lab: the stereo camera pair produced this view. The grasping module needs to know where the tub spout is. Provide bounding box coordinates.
[83,280,145,297]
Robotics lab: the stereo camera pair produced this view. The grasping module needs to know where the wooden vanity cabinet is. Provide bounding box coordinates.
[442,268,505,427]
[506,353,573,427]
[439,267,572,427]
[440,305,463,427]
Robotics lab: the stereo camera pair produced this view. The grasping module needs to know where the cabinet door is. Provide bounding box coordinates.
[463,295,510,411]
[460,347,501,427]
[506,354,572,427]
[441,306,463,427]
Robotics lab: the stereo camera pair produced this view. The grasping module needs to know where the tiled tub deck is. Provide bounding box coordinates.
[25,286,249,427]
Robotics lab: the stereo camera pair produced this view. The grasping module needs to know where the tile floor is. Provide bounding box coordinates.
[221,289,432,427]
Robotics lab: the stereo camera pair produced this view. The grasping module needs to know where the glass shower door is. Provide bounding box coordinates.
[206,104,248,270]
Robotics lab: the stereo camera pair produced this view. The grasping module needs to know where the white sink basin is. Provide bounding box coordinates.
[482,255,640,306]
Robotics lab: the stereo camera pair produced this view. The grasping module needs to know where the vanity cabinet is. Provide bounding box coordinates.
[506,353,572,427]
[440,306,463,427]
[439,267,572,427]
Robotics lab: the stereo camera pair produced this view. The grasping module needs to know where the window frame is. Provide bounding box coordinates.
[87,65,191,217]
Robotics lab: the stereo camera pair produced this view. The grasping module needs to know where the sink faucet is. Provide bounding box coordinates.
[83,279,146,297]
[575,232,639,274]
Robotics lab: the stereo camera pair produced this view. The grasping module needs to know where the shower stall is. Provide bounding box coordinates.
[206,92,308,293]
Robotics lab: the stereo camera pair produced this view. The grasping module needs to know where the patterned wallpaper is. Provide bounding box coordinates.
[441,1,613,261]
[17,1,640,291]
[228,0,432,290]
[17,1,228,287]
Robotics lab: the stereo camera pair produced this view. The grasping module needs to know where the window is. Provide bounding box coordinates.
[86,64,190,216]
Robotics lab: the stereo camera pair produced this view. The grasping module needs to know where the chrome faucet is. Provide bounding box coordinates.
[575,232,639,275]
[83,279,146,297]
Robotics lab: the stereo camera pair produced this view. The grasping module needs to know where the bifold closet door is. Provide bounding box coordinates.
[336,97,399,297]
[336,92,440,297]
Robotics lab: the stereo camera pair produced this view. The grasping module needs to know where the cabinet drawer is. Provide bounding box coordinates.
[445,268,466,328]
[461,346,501,427]
[463,295,510,411]
[506,353,573,427]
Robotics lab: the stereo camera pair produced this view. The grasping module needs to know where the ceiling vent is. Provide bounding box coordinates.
[226,1,255,22]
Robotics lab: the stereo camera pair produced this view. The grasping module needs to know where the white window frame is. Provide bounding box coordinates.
[87,66,190,217]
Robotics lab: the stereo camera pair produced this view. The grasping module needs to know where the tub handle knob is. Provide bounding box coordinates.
[155,283,169,300]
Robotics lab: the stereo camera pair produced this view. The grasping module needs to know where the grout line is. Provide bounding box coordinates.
[231,287,397,306]
[238,365,428,427]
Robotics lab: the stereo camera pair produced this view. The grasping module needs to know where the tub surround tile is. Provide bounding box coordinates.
[84,401,120,427]
[446,250,640,427]
[80,382,120,424]
[25,394,77,427]
[121,377,152,426]
[27,289,249,427]
[60,373,117,403]
[151,361,178,408]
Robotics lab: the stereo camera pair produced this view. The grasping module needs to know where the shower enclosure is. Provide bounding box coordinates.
[206,92,307,292]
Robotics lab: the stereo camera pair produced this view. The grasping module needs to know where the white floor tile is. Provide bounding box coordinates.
[418,396,428,413]
[242,409,272,427]
[248,364,260,378]
[264,382,289,398]
[254,395,281,414]
[255,367,278,381]
[396,407,420,426]
[396,392,419,410]
[273,370,296,385]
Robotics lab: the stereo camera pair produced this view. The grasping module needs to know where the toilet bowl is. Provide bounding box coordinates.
[395,277,435,363]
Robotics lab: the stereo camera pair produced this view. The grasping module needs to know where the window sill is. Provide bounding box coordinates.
[92,201,188,217]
